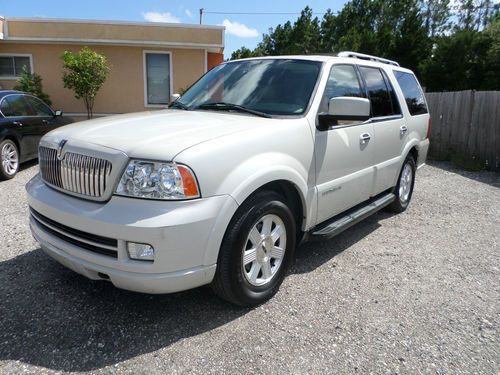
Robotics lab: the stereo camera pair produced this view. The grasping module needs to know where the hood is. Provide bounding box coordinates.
[43,109,271,161]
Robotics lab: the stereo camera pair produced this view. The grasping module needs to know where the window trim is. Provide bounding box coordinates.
[0,53,34,80]
[143,50,173,108]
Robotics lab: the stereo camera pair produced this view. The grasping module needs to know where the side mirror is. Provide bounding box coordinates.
[170,93,181,104]
[317,97,370,131]
[54,110,63,117]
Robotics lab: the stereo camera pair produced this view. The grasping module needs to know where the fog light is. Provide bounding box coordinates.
[127,242,155,261]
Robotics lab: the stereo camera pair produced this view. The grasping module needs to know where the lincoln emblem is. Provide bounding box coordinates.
[57,140,67,160]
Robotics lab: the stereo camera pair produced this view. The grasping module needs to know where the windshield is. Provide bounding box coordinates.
[176,59,322,116]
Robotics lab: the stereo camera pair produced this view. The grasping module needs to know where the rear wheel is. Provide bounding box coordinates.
[388,155,416,213]
[211,191,296,306]
[0,140,19,180]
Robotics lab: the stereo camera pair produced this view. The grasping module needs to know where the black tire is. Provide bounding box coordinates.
[211,190,297,306]
[388,155,416,213]
[0,139,19,180]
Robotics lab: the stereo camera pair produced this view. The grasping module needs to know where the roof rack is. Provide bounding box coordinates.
[337,51,400,67]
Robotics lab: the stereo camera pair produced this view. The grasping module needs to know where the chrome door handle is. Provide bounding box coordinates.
[13,121,23,127]
[400,125,408,135]
[360,133,371,144]
[42,119,49,124]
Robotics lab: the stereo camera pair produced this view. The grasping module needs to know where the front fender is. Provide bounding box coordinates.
[216,152,315,230]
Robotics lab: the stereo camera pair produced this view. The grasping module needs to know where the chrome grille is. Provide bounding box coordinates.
[39,146,112,198]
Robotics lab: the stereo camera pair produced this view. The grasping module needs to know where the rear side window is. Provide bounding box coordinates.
[25,96,53,117]
[359,66,400,118]
[394,71,428,115]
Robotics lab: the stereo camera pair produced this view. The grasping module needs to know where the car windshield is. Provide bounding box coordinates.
[175,59,322,116]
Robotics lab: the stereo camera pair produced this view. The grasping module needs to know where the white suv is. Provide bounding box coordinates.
[26,52,430,306]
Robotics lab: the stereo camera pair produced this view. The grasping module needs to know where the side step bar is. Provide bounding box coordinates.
[309,193,395,241]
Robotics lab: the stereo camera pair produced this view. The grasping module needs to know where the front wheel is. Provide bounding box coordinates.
[388,155,416,213]
[0,140,19,180]
[211,191,296,306]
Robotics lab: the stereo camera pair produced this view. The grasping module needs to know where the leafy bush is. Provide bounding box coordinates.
[13,68,52,106]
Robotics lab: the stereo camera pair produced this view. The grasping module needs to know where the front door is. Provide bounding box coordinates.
[0,94,40,160]
[314,64,375,224]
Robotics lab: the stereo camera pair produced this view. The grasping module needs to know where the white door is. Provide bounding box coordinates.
[357,66,407,195]
[315,64,375,224]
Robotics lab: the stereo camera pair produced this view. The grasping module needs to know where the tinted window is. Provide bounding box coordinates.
[178,59,322,116]
[26,96,53,116]
[0,95,35,117]
[394,71,428,115]
[320,64,363,112]
[359,66,397,118]
[0,56,31,77]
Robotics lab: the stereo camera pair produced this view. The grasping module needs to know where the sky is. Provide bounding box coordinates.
[1,0,348,58]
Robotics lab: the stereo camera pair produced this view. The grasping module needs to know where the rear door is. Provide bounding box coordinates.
[314,64,375,223]
[358,66,406,195]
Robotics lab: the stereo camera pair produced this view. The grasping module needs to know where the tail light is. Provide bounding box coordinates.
[426,117,432,139]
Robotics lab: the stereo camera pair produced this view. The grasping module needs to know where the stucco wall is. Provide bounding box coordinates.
[0,43,205,114]
[6,20,223,47]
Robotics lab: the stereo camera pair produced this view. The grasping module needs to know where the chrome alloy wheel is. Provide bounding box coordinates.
[399,163,413,204]
[242,214,287,287]
[1,143,18,176]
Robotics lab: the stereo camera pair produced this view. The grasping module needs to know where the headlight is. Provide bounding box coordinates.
[115,160,200,200]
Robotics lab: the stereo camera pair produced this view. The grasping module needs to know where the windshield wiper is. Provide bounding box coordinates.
[195,102,272,118]
[169,101,190,110]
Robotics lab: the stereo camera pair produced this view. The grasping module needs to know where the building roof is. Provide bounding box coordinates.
[0,17,224,53]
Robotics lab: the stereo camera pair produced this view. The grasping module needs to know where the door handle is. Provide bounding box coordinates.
[360,133,371,144]
[42,119,49,124]
[400,125,408,135]
[13,121,23,127]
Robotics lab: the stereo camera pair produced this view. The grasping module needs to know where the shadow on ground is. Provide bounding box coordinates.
[428,160,500,188]
[0,211,388,371]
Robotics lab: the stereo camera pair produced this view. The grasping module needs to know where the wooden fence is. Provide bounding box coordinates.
[425,90,500,171]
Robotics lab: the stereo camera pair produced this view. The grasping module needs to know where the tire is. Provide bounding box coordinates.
[0,139,19,180]
[211,190,297,306]
[388,155,416,213]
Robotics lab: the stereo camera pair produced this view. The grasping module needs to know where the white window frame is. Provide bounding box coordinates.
[0,53,34,80]
[143,50,173,108]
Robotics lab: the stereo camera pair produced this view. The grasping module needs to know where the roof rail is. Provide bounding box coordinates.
[337,51,400,67]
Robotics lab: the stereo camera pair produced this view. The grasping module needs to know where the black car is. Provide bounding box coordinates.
[0,90,72,179]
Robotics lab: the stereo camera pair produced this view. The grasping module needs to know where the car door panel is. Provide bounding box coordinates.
[314,64,375,224]
[315,123,375,223]
[372,116,408,194]
[357,66,406,196]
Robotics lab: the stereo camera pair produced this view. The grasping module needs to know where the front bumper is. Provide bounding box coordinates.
[26,174,239,294]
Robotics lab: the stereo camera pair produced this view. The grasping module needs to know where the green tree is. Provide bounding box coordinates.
[419,29,492,91]
[420,0,451,37]
[61,47,110,119]
[13,68,52,106]
[230,46,256,60]
[332,0,430,75]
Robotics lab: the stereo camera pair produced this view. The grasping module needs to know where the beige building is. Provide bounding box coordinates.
[0,17,225,116]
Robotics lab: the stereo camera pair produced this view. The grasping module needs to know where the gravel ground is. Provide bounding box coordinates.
[0,161,498,374]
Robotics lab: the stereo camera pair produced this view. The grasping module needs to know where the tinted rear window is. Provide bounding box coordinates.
[359,66,400,118]
[394,71,428,115]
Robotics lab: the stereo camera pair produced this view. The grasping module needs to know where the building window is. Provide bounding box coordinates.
[0,55,32,78]
[144,52,171,106]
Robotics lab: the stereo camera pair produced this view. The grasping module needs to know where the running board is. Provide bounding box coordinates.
[309,193,395,241]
